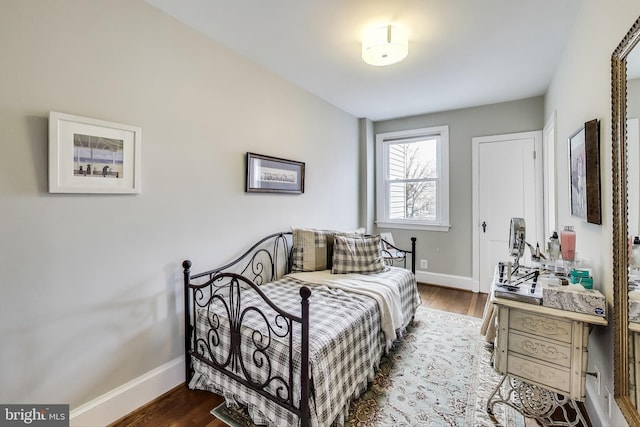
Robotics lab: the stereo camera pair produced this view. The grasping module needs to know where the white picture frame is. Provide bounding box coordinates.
[568,126,586,219]
[48,112,141,194]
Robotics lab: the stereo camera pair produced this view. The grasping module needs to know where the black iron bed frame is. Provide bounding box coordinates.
[182,232,416,427]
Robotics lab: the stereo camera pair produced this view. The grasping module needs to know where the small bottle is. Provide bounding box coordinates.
[560,226,576,262]
[633,236,640,267]
[548,231,560,260]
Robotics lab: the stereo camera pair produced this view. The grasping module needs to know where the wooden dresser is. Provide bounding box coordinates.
[487,266,607,425]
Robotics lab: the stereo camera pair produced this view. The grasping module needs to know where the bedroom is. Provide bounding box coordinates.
[1,1,640,426]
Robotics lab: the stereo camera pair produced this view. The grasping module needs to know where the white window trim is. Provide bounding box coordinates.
[375,125,451,232]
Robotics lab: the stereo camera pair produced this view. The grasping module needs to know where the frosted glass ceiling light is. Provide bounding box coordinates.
[362,25,408,66]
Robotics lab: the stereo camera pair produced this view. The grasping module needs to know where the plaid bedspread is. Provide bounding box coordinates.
[189,267,420,427]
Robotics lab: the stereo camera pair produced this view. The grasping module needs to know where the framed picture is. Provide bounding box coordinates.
[48,111,142,194]
[568,119,601,224]
[246,152,305,194]
[569,126,587,219]
[584,118,601,224]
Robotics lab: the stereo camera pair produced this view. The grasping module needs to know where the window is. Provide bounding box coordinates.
[376,126,450,231]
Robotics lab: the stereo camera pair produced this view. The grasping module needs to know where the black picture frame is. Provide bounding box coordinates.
[245,152,305,194]
[568,119,601,224]
[584,118,601,224]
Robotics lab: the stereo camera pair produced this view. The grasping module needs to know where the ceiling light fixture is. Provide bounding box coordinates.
[362,24,408,67]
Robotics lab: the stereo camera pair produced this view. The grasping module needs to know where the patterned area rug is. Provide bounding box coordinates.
[211,306,524,427]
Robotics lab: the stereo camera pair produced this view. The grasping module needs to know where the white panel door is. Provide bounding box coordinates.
[474,131,542,293]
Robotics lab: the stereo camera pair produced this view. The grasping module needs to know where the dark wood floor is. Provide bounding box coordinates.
[107,284,490,427]
[108,283,590,427]
[418,281,487,317]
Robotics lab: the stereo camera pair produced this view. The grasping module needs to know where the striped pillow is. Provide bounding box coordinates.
[291,228,365,272]
[331,234,386,274]
[291,228,332,272]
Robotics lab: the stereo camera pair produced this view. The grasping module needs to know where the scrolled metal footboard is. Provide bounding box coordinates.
[184,270,311,425]
[183,231,311,426]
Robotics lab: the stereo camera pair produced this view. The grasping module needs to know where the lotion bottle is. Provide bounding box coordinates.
[560,225,576,262]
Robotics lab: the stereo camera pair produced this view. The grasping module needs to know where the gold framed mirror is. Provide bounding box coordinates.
[613,15,640,425]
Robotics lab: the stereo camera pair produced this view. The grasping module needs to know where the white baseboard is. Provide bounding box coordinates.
[70,356,185,427]
[585,373,627,427]
[415,270,476,292]
[585,375,607,427]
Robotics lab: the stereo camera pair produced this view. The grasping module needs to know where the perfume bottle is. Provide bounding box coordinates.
[632,236,640,267]
[560,226,576,262]
[548,231,560,260]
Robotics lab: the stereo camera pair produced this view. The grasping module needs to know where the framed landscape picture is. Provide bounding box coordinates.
[246,152,305,194]
[48,111,142,194]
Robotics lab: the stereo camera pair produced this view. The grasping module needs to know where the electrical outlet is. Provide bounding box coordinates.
[420,259,428,269]
[605,386,612,418]
[594,365,601,395]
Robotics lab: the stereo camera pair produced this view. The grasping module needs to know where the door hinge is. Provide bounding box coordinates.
[533,150,537,160]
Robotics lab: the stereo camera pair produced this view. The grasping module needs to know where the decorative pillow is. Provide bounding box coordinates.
[331,234,386,274]
[291,228,332,272]
[291,227,365,272]
[326,229,364,269]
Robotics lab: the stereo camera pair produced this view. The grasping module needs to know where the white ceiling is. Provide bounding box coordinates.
[145,0,583,121]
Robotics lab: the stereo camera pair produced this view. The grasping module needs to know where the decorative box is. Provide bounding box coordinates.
[542,285,606,317]
[568,269,593,289]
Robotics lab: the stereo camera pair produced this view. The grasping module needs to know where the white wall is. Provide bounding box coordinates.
[0,0,359,422]
[544,1,640,425]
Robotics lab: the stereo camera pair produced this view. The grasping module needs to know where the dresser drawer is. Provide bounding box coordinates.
[508,331,572,368]
[507,354,572,394]
[509,309,573,343]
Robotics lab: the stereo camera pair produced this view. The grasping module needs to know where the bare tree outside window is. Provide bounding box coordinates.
[388,139,437,220]
[376,125,449,230]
